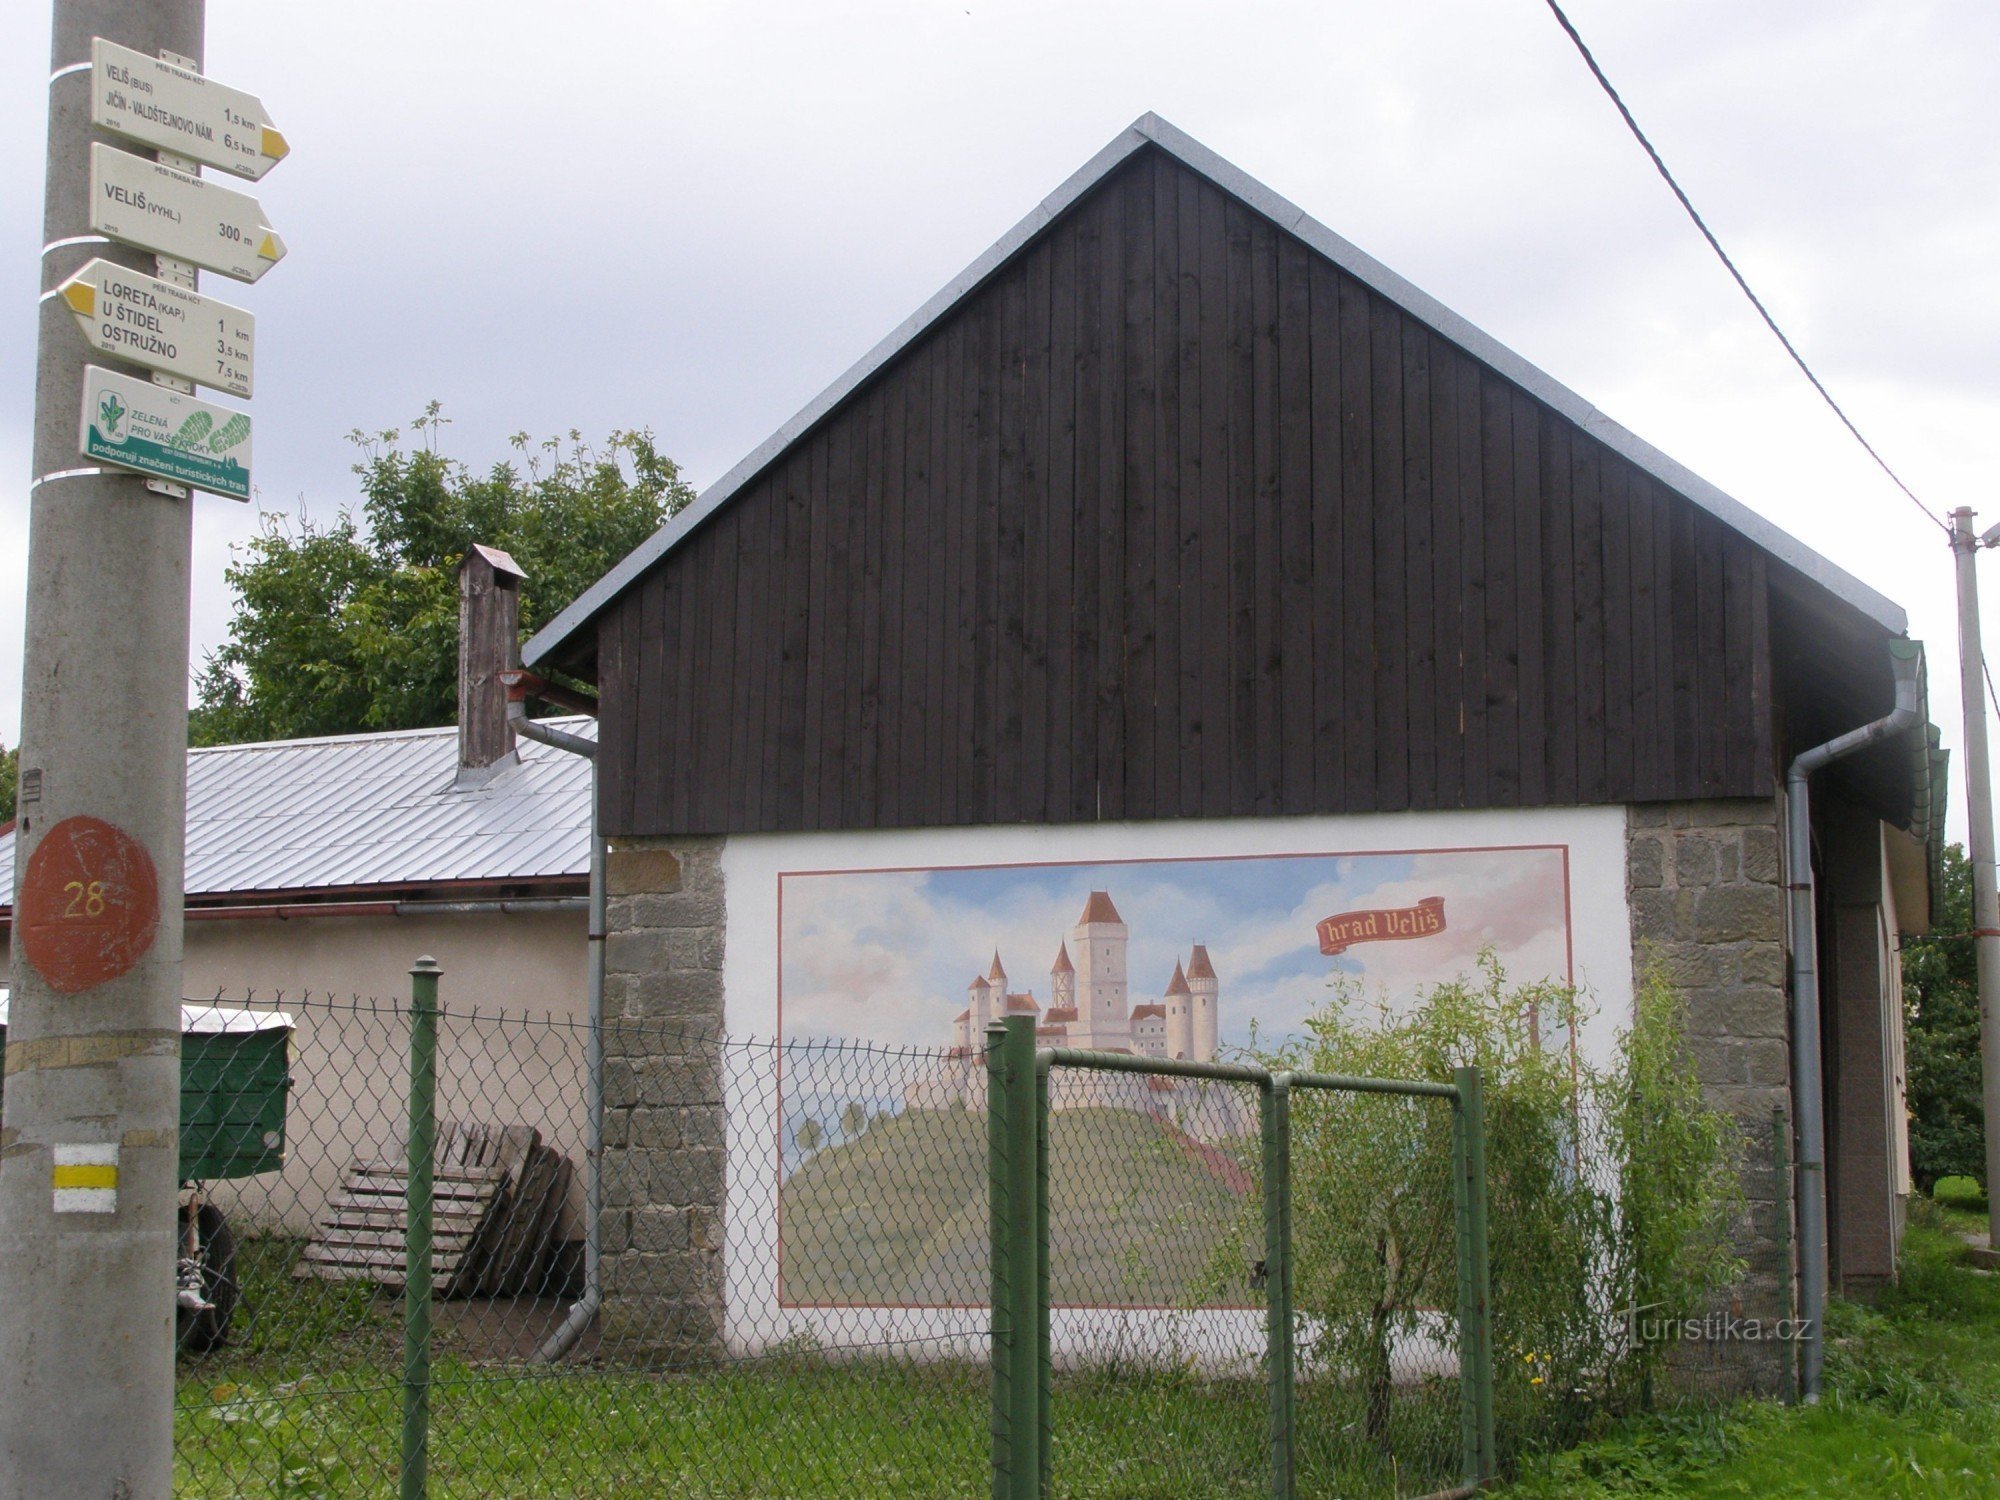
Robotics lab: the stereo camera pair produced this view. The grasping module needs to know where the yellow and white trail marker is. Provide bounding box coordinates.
[52,1144,119,1214]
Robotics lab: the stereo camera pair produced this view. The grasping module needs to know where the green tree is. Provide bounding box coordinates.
[1904,843,1985,1193]
[0,741,16,824]
[840,1101,870,1140]
[190,405,693,746]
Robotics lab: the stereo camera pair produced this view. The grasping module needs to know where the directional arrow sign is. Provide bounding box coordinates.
[59,259,254,398]
[90,37,289,182]
[79,366,251,501]
[89,144,286,284]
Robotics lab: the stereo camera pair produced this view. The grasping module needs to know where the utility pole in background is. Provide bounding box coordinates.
[1949,507,2000,1253]
[0,2,202,1494]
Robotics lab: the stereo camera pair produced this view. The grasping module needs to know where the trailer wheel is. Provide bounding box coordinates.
[176,1203,238,1354]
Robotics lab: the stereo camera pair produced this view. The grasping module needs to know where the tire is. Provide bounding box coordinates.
[176,1203,238,1355]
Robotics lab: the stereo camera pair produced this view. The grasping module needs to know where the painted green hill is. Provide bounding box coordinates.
[779,1106,1256,1307]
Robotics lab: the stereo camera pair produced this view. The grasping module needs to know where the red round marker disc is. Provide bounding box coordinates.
[17,815,161,995]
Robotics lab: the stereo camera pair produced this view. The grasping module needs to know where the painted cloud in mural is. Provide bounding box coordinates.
[778,844,1572,1050]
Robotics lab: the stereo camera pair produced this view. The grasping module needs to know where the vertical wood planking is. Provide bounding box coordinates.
[1512,395,1545,807]
[1276,235,1315,810]
[973,285,1002,822]
[1541,418,1577,806]
[1122,163,1159,821]
[1197,176,1232,817]
[1337,273,1376,812]
[595,148,1827,840]
[1096,180,1129,820]
[1071,192,1106,820]
[853,386,886,826]
[1046,216,1079,822]
[1019,240,1053,824]
[1370,295,1409,812]
[1429,342,1465,807]
[1669,498,1701,799]
[995,260,1029,824]
[1175,167,1206,819]
[1454,352,1488,807]
[942,312,972,824]
[1722,535,1758,792]
[1479,373,1518,804]
[1625,463,1660,798]
[1401,325,1437,809]
[877,359,909,829]
[1572,436,1608,804]
[1308,257,1345,809]
[1249,212,1284,814]
[1224,199,1258,816]
[1151,157,1184,821]
[1599,455,1636,801]
[1695,515,1729,794]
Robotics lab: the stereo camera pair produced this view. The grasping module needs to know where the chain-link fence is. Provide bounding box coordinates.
[160,969,1784,1496]
[996,1020,1496,1500]
[170,979,997,1498]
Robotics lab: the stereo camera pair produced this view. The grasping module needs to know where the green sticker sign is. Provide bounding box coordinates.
[78,366,251,500]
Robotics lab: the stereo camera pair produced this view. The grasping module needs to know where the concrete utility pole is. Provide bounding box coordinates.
[1949,508,2000,1252]
[1,3,202,1495]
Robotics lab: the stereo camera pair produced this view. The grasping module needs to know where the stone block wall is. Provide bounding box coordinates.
[597,835,728,1363]
[1626,799,1793,1394]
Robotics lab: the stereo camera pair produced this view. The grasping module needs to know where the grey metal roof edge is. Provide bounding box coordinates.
[183,715,595,757]
[525,111,1904,667]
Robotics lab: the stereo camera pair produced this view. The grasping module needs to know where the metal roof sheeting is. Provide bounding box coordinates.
[0,719,593,904]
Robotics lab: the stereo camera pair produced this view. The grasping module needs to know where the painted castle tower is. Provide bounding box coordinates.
[941,890,1218,1063]
[910,890,1236,1134]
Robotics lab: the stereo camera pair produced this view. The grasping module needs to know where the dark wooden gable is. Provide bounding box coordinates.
[593,145,1778,837]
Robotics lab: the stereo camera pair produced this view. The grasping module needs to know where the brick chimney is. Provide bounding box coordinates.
[456,544,528,788]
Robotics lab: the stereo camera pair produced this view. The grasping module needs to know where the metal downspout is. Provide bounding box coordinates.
[1786,641,1921,1400]
[509,701,605,1363]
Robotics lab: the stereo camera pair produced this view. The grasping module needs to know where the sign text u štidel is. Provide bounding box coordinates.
[1316,896,1447,956]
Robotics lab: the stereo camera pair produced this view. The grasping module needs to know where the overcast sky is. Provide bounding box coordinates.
[4,1,1996,839]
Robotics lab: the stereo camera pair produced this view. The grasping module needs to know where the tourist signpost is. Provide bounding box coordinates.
[8,7,288,1491]
[59,258,255,397]
[89,142,287,283]
[90,35,290,181]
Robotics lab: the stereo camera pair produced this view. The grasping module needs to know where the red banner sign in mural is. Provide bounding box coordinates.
[1316,896,1447,956]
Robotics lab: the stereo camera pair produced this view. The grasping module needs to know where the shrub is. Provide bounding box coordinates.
[1224,956,1741,1458]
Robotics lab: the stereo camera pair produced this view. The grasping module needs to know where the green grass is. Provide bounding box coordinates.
[1502,1200,2000,1498]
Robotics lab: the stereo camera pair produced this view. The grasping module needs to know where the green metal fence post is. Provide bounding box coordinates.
[986,1020,1012,1500]
[1002,1014,1042,1499]
[1451,1080,1479,1488]
[1035,1049,1052,1497]
[1456,1065,1496,1484]
[1772,1106,1797,1406]
[402,957,440,1500]
[1262,1073,1296,1500]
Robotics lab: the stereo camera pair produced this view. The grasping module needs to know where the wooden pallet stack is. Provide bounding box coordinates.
[299,1120,572,1298]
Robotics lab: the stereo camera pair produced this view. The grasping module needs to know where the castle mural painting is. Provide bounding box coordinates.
[774,843,1573,1307]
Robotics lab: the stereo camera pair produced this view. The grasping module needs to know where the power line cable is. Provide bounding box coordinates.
[1540,0,1950,538]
